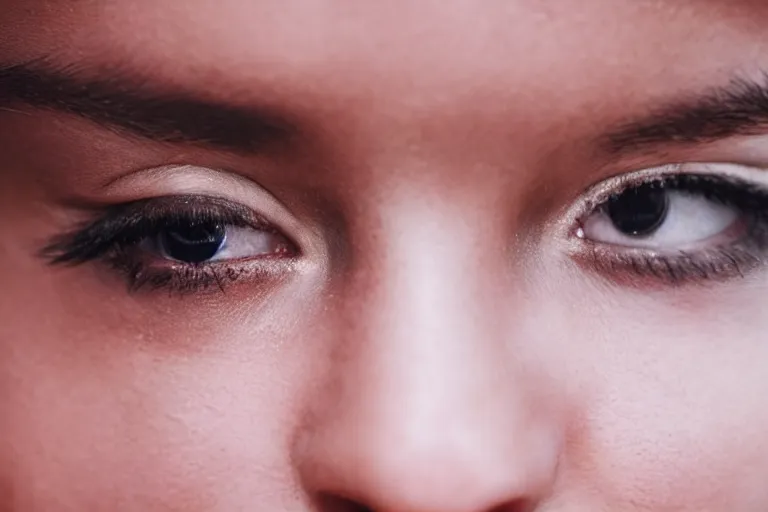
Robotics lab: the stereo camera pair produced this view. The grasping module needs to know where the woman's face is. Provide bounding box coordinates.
[2,1,768,510]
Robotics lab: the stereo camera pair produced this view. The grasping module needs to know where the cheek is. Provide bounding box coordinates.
[566,286,768,510]
[0,275,328,510]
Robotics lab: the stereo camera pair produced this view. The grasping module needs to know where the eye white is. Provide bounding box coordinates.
[581,190,738,250]
[208,227,283,261]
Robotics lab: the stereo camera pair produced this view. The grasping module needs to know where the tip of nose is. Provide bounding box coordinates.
[299,424,557,512]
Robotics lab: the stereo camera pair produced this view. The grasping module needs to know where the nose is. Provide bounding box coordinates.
[294,201,562,512]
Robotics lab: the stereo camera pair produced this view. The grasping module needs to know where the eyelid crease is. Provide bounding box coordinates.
[99,164,257,193]
[89,164,327,259]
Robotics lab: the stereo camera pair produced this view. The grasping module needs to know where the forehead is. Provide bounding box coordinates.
[3,2,768,86]
[3,0,768,165]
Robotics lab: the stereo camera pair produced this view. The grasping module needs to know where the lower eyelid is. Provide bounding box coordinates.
[570,229,768,287]
[106,250,299,294]
[554,236,752,290]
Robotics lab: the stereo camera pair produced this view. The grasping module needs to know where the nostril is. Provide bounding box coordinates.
[489,499,537,512]
[316,493,373,512]
[316,493,535,512]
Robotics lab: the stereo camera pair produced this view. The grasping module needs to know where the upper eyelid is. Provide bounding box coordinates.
[571,163,766,212]
[94,165,325,255]
[97,166,295,230]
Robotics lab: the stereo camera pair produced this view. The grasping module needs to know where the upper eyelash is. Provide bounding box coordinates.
[577,172,768,230]
[40,195,280,265]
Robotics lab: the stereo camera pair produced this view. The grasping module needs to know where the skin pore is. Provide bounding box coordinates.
[3,0,768,510]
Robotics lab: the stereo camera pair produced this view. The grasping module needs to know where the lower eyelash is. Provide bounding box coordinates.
[114,258,243,294]
[583,246,761,287]
[575,219,768,287]
[108,250,294,295]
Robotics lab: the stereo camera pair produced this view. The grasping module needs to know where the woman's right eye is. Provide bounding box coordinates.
[43,195,298,293]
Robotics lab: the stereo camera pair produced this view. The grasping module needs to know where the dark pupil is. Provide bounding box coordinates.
[160,222,226,263]
[606,183,669,237]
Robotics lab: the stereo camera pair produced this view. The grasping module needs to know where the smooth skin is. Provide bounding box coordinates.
[2,1,768,511]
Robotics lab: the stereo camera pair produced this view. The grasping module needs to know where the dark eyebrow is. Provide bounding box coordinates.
[604,74,768,154]
[0,61,295,153]
[5,61,766,157]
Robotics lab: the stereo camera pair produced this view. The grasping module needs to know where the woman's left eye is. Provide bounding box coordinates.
[571,170,768,284]
[579,181,740,250]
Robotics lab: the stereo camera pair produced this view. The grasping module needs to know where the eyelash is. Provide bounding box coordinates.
[572,172,768,286]
[42,172,768,295]
[41,196,298,294]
